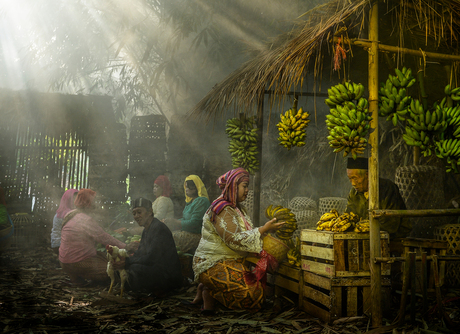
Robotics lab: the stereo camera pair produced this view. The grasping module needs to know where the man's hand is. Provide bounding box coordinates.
[125,241,140,254]
[112,258,126,270]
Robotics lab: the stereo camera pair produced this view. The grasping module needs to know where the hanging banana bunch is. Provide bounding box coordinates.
[378,67,415,126]
[265,205,298,240]
[325,82,371,159]
[226,116,259,174]
[277,107,310,150]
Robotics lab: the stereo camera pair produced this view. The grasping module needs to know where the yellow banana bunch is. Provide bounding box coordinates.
[316,211,360,232]
[277,107,310,150]
[226,117,259,174]
[325,81,371,160]
[354,219,370,233]
[287,237,301,267]
[265,204,298,240]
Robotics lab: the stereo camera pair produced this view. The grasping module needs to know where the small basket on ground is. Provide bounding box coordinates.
[318,197,347,216]
[263,234,289,263]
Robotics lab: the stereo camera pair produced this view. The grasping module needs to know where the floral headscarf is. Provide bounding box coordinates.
[154,175,172,197]
[56,189,78,219]
[209,168,249,221]
[74,189,96,210]
[184,175,209,203]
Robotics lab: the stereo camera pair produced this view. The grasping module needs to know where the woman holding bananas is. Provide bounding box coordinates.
[163,175,210,254]
[192,168,285,313]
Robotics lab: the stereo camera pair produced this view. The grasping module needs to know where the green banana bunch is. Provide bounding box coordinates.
[403,99,448,157]
[444,84,460,104]
[277,107,310,150]
[435,138,460,173]
[378,67,415,126]
[226,117,259,174]
[325,97,372,159]
[325,82,365,107]
[265,204,298,240]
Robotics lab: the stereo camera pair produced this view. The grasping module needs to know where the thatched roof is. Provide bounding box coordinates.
[189,0,460,121]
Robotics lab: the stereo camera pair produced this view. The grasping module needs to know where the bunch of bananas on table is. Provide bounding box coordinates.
[226,117,259,174]
[354,220,370,233]
[378,67,416,126]
[316,210,360,232]
[265,204,298,240]
[325,98,372,159]
[277,107,310,150]
[325,81,365,106]
[286,237,301,267]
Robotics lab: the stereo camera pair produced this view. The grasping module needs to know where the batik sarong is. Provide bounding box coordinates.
[198,258,264,310]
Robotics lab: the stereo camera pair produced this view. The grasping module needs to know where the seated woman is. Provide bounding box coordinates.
[59,189,131,286]
[192,168,284,312]
[50,189,78,254]
[163,175,210,254]
[152,175,175,221]
[113,197,183,295]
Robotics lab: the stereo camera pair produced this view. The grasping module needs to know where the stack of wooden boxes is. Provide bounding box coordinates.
[300,229,392,323]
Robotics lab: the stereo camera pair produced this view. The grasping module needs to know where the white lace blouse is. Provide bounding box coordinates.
[151,196,175,221]
[193,206,263,281]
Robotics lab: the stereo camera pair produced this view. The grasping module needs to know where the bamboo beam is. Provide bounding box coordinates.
[252,94,264,226]
[335,37,460,62]
[372,208,460,218]
[375,255,460,263]
[368,2,382,328]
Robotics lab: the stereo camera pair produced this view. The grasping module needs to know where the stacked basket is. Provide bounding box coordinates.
[434,224,460,287]
[288,197,319,239]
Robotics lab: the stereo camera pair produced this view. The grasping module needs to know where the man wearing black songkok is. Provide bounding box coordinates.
[114,197,183,295]
[345,157,412,244]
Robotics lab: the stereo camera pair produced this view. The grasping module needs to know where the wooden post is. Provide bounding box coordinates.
[252,94,264,226]
[368,2,382,328]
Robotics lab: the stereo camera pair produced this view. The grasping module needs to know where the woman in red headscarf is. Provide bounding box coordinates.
[51,189,78,253]
[59,189,132,286]
[191,168,285,313]
[151,175,174,221]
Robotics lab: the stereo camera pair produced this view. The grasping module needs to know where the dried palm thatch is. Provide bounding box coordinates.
[189,0,460,122]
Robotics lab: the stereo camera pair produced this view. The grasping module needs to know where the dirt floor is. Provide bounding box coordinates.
[1,246,460,334]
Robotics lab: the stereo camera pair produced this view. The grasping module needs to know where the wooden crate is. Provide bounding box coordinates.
[300,229,390,277]
[401,238,448,290]
[301,271,391,323]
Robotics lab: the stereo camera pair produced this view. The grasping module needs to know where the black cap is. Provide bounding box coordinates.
[131,197,152,210]
[347,157,368,169]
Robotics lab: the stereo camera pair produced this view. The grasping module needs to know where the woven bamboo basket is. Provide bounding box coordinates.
[263,234,289,263]
[288,197,317,212]
[292,210,319,240]
[435,224,460,287]
[319,197,347,216]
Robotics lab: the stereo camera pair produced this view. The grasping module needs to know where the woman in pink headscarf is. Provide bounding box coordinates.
[50,189,78,253]
[192,168,285,313]
[59,189,131,286]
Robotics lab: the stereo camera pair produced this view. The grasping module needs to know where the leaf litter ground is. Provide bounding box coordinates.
[1,246,460,333]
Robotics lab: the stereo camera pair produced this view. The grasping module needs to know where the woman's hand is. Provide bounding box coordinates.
[258,218,285,235]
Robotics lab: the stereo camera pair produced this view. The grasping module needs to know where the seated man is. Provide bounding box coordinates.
[114,198,183,295]
[345,157,412,250]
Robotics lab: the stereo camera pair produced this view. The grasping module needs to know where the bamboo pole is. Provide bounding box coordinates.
[252,94,264,226]
[335,37,460,62]
[368,2,382,327]
[372,208,460,218]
